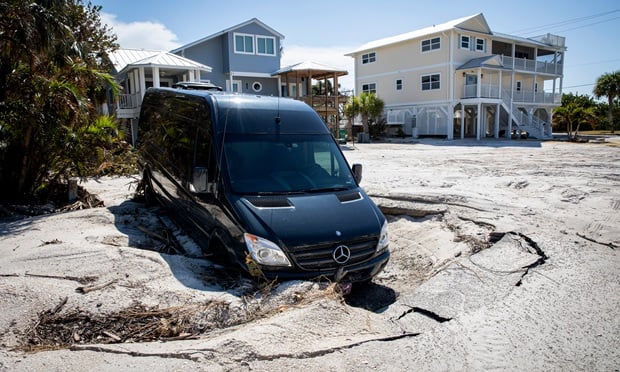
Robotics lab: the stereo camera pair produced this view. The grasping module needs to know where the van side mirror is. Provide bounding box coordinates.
[190,167,209,193]
[352,163,362,184]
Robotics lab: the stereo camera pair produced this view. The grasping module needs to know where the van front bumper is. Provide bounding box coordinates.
[261,250,390,283]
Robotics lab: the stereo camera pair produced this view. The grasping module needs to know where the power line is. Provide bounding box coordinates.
[507,9,620,36]
[550,15,620,35]
[564,58,620,68]
[563,83,596,89]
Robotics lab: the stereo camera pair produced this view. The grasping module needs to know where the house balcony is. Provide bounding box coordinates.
[294,95,349,116]
[500,56,563,75]
[115,93,142,119]
[462,84,501,99]
[511,90,561,105]
[461,84,561,105]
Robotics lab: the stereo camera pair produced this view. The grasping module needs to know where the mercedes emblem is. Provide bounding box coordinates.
[332,245,351,264]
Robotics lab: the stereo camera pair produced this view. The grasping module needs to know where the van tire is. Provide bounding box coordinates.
[206,237,232,264]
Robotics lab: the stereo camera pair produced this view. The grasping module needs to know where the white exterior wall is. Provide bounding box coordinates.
[349,14,565,139]
[353,32,455,136]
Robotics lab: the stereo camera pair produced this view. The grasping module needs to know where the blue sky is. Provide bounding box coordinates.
[95,0,620,96]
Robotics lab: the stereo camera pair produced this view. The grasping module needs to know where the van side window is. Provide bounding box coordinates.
[171,97,201,183]
[194,127,217,181]
[139,94,216,185]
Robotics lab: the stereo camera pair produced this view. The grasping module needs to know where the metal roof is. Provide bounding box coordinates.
[170,18,285,53]
[346,13,565,56]
[456,55,511,71]
[108,48,212,74]
[346,13,489,55]
[272,61,348,77]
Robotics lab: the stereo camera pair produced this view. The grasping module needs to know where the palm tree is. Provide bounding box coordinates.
[343,93,385,141]
[358,92,385,134]
[0,0,119,201]
[593,71,620,133]
[553,102,595,140]
[343,95,361,140]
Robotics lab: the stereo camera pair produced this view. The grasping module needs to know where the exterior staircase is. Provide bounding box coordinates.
[499,89,552,139]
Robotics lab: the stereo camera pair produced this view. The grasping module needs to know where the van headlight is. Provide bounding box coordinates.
[244,233,292,267]
[376,220,389,253]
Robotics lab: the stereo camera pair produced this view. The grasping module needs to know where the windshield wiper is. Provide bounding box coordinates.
[301,186,350,193]
[255,190,304,196]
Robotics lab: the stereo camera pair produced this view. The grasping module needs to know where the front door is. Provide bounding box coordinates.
[465,74,478,98]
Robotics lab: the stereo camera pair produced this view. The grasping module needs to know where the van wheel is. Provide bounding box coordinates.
[206,238,231,264]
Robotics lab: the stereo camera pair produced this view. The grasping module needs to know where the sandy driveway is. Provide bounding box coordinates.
[1,138,618,371]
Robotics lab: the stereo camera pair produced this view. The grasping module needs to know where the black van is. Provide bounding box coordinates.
[137,88,389,283]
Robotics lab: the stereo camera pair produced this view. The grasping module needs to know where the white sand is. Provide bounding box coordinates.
[1,138,618,371]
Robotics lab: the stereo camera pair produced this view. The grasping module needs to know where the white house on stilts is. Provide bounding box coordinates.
[346,13,566,140]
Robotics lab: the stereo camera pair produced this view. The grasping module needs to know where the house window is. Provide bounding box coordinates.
[421,37,441,52]
[516,80,522,92]
[421,73,440,91]
[234,33,254,54]
[227,79,242,93]
[289,83,298,97]
[460,35,470,50]
[252,81,263,92]
[256,36,275,56]
[362,83,376,94]
[396,79,403,91]
[476,38,486,52]
[362,52,376,64]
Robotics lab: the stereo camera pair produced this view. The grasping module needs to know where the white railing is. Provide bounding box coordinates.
[500,56,563,75]
[511,90,560,104]
[500,88,553,138]
[117,93,142,110]
[463,84,559,103]
[462,84,501,99]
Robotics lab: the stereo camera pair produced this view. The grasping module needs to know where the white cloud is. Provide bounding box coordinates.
[281,45,356,91]
[101,13,181,51]
[99,15,358,91]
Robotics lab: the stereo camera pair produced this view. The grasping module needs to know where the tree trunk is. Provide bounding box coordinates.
[609,97,615,134]
[16,126,34,198]
[346,118,353,141]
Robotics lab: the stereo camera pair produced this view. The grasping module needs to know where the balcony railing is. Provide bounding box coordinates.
[294,95,348,113]
[462,84,560,104]
[500,56,563,75]
[117,93,141,110]
[512,90,560,104]
[463,84,500,99]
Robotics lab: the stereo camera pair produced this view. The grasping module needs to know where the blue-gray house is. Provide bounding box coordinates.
[171,18,284,96]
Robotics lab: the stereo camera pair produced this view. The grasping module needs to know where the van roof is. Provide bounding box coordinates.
[147,88,330,135]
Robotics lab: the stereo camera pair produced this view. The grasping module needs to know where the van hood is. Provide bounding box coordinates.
[233,190,384,248]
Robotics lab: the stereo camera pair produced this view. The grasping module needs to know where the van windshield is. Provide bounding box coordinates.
[224,134,356,195]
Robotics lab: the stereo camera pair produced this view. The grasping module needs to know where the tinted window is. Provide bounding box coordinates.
[224,134,355,194]
[139,92,216,183]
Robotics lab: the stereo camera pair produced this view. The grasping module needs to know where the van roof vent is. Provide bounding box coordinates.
[245,196,293,209]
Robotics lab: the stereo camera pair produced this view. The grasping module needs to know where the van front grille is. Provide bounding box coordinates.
[288,238,378,271]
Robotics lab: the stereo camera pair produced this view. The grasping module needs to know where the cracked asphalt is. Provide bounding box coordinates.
[1,139,619,371]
